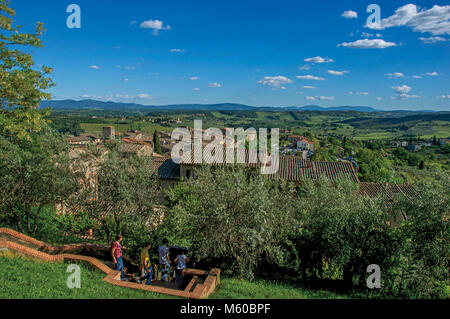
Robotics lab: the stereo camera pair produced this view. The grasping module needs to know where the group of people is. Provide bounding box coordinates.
[111,235,189,286]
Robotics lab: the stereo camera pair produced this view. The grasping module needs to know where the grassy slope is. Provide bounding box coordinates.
[0,251,172,299]
[210,278,345,299]
[0,252,345,299]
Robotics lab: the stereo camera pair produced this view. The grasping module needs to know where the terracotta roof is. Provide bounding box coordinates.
[178,145,358,182]
[359,182,417,208]
[149,156,180,180]
[122,138,152,146]
[299,138,314,144]
[67,134,99,143]
[123,130,153,142]
[266,156,359,183]
[120,143,148,154]
[178,146,262,169]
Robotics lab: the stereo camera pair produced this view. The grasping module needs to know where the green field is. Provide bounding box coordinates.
[60,110,450,141]
[0,252,344,299]
[80,123,171,136]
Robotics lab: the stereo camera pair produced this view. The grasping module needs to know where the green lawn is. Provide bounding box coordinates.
[0,251,173,299]
[0,252,345,299]
[210,278,346,299]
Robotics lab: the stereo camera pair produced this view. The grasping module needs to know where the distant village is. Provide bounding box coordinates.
[65,126,426,212]
[390,138,450,152]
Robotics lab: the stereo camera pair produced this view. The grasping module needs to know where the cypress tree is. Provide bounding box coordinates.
[153,130,162,154]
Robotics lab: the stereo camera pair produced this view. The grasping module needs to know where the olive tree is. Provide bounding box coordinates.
[0,130,78,235]
[294,177,398,288]
[165,165,297,279]
[67,142,162,247]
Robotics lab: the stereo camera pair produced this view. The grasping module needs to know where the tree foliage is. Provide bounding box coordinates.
[66,142,162,247]
[0,0,54,140]
[293,177,397,287]
[0,129,78,234]
[153,129,162,154]
[165,165,297,279]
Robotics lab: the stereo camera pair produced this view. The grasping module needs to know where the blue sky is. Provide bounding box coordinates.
[12,0,450,110]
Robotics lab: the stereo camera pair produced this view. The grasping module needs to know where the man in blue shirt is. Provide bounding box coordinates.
[158,239,171,282]
[175,249,190,286]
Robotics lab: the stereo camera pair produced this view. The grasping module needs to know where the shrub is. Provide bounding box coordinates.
[164,165,297,279]
[292,177,398,289]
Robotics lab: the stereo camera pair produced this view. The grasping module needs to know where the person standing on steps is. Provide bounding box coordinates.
[158,239,171,282]
[175,249,189,287]
[111,235,127,281]
[140,243,154,285]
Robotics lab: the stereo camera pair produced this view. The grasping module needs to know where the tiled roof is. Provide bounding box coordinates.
[178,145,358,182]
[124,131,153,142]
[359,182,417,208]
[67,134,99,143]
[122,138,153,146]
[266,156,359,183]
[120,143,147,154]
[299,138,314,144]
[178,146,262,169]
[149,156,180,180]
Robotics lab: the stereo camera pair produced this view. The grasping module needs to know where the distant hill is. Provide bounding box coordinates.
[285,105,381,112]
[342,113,450,128]
[41,100,257,111]
[41,99,438,113]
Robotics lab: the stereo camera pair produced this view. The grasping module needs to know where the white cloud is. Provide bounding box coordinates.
[385,72,405,79]
[170,48,186,53]
[304,56,334,63]
[392,85,420,99]
[140,19,171,35]
[341,10,358,19]
[349,91,369,96]
[327,70,349,75]
[192,88,200,91]
[439,94,450,99]
[393,85,412,94]
[376,97,383,101]
[419,36,448,43]
[338,39,397,48]
[137,94,151,99]
[207,82,222,88]
[362,32,383,38]
[299,64,311,70]
[123,78,129,82]
[89,65,102,70]
[114,94,133,99]
[296,75,325,81]
[306,96,335,101]
[302,85,316,89]
[258,76,293,90]
[424,71,439,76]
[190,77,198,81]
[412,75,422,79]
[365,4,450,35]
